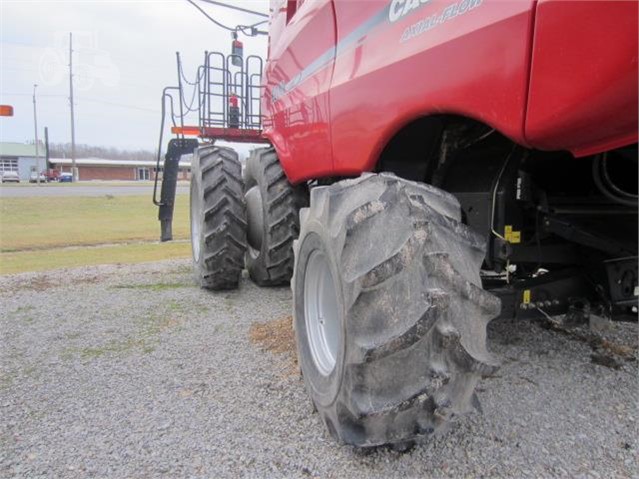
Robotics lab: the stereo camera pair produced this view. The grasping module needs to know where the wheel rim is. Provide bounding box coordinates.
[304,249,340,376]
[190,180,201,260]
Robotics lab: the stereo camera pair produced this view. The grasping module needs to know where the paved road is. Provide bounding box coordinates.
[0,184,190,198]
[1,260,636,478]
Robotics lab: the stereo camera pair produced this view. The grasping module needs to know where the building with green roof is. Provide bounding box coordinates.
[0,141,46,181]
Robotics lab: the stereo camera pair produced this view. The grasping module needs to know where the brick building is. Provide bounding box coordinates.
[50,157,191,181]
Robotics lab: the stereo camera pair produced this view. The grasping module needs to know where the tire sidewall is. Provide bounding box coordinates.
[244,153,269,277]
[242,152,257,189]
[189,153,205,272]
[294,226,346,408]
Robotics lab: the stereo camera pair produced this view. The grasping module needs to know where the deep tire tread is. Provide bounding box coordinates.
[192,146,247,290]
[294,173,500,448]
[356,290,449,363]
[244,147,307,286]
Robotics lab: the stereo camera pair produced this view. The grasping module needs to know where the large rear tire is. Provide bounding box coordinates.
[243,147,307,286]
[293,173,501,448]
[190,145,247,290]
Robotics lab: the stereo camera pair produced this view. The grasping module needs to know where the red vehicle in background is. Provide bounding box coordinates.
[157,0,637,449]
[43,169,60,182]
[30,170,59,183]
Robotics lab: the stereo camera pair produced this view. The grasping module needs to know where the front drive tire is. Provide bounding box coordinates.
[293,173,501,448]
[243,147,307,286]
[190,145,247,290]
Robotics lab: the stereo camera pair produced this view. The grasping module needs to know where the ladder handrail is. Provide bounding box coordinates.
[172,50,263,133]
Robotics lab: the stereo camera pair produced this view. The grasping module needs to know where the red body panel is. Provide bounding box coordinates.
[524,0,638,157]
[263,0,638,183]
[262,0,336,180]
[330,0,534,177]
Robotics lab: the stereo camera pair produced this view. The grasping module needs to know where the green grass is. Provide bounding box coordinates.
[0,194,192,274]
[0,195,189,252]
[0,241,192,275]
[0,180,189,188]
[62,299,191,360]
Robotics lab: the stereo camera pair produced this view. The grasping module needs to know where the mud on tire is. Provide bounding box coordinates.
[243,147,307,286]
[293,173,501,448]
[190,145,247,290]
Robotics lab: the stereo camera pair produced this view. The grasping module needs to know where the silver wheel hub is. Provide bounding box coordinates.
[304,249,340,376]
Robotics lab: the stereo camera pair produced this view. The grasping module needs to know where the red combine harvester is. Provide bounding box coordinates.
[156,0,638,449]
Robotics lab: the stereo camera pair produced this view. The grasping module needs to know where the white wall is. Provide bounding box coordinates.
[17,157,40,180]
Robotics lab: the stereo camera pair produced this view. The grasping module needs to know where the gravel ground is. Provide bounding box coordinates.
[1,259,637,478]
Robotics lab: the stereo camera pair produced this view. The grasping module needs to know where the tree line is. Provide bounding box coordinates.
[47,143,156,162]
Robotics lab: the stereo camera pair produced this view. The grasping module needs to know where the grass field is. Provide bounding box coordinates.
[0,194,191,274]
[0,242,191,275]
[0,180,190,188]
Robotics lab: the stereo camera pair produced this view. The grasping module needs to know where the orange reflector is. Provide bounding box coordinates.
[0,105,14,117]
[171,126,201,136]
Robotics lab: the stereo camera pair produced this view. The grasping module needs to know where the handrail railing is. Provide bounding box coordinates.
[170,50,263,133]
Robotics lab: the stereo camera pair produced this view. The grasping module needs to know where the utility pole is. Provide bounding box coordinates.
[44,126,50,170]
[69,32,77,181]
[32,84,41,185]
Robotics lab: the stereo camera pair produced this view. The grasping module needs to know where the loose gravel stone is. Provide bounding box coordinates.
[1,259,637,478]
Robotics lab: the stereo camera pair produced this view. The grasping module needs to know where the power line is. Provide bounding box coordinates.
[0,92,66,98]
[79,97,160,114]
[198,0,268,18]
[185,0,236,31]
[0,91,159,113]
[185,0,268,36]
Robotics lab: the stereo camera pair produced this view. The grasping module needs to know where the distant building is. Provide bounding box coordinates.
[0,141,46,181]
[50,157,191,181]
[0,141,192,182]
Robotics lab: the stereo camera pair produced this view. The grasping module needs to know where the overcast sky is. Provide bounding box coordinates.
[0,0,269,154]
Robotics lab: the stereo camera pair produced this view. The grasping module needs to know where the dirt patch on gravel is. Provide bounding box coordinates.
[11,276,59,291]
[249,315,298,371]
[2,274,101,293]
[536,316,638,370]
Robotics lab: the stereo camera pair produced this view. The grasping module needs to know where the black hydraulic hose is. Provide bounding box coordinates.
[180,82,201,114]
[179,61,205,87]
[490,145,519,241]
[185,0,267,36]
[153,88,179,206]
[592,154,638,208]
[237,20,268,36]
[601,154,637,200]
[179,65,204,114]
[176,53,186,135]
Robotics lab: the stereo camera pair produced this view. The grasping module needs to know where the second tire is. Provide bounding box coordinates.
[243,147,307,286]
[190,145,247,290]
